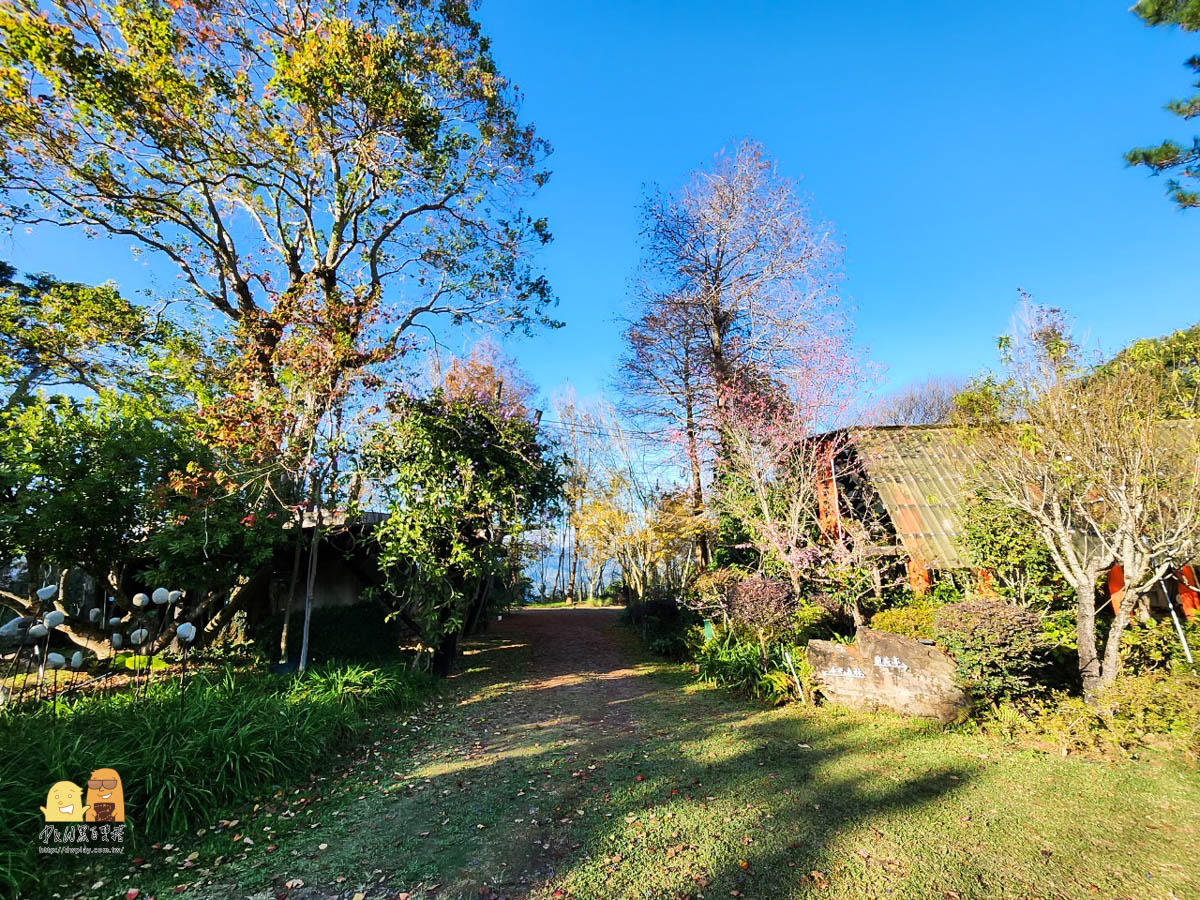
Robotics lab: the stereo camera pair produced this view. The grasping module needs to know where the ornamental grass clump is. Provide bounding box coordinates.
[0,662,434,897]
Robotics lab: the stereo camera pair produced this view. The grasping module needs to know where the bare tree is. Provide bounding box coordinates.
[962,309,1200,700]
[869,376,964,426]
[551,388,605,602]
[638,140,844,418]
[617,301,713,564]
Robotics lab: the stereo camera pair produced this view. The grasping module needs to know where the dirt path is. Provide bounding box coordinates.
[167,607,673,900]
[123,608,1200,900]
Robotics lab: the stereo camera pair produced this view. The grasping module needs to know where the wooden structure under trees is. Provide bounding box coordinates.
[817,424,1200,617]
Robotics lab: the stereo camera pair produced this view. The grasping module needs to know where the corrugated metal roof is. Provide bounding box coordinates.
[846,421,1200,570]
[848,427,978,569]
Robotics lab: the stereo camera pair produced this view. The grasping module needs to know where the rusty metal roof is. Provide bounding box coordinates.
[846,421,1200,570]
[847,426,979,569]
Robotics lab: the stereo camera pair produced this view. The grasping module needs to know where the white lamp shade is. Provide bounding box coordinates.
[36,585,58,602]
[70,651,84,669]
[177,622,197,643]
[46,652,66,669]
[132,593,150,607]
[152,588,169,604]
[168,590,183,603]
[44,610,65,629]
[130,628,148,646]
[28,624,48,639]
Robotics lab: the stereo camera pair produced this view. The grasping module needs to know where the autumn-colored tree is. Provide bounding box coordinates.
[0,0,555,481]
[438,340,537,421]
[1128,1,1200,208]
[0,0,558,656]
[571,407,703,602]
[549,388,604,602]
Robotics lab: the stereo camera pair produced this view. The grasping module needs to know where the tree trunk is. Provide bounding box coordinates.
[278,516,305,663]
[432,630,458,676]
[1075,574,1101,702]
[566,509,579,604]
[1098,588,1136,694]
[685,391,709,568]
[298,519,320,673]
[464,575,493,636]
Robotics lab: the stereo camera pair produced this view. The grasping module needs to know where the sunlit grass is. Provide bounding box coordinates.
[85,614,1200,900]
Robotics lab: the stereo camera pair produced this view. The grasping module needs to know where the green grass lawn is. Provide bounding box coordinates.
[77,610,1199,900]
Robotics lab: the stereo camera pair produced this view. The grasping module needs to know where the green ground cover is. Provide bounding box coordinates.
[59,608,1197,900]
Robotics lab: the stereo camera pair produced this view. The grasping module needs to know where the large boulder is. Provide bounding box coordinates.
[807,626,969,723]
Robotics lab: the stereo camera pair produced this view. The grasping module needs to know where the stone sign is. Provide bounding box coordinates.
[806,627,969,723]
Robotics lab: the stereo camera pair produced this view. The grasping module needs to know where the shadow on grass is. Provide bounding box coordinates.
[67,609,973,900]
[383,611,972,898]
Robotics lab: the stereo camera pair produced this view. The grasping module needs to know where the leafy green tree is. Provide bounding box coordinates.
[959,493,1068,609]
[1128,1,1200,208]
[0,392,282,653]
[0,0,556,495]
[0,262,187,411]
[1103,322,1200,418]
[364,392,563,673]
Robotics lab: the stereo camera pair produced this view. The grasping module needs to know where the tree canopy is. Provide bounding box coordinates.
[1128,1,1200,208]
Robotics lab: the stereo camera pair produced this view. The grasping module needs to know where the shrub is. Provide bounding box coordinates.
[627,592,697,660]
[794,601,835,644]
[727,576,796,660]
[984,669,1200,761]
[870,603,936,640]
[728,576,794,634]
[934,599,1050,704]
[1119,617,1200,674]
[694,628,810,704]
[0,662,434,897]
[687,567,745,617]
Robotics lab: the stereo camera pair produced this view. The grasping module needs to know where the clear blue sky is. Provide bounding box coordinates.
[2,1,1197,403]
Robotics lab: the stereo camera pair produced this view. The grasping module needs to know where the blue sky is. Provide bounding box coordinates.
[3,1,1197,405]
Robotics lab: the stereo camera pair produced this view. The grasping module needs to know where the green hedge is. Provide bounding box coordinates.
[0,662,434,897]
